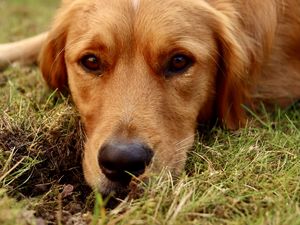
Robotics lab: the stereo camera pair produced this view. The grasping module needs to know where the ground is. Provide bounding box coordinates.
[0,1,299,224]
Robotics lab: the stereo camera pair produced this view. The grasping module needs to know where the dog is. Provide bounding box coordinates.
[1,0,300,197]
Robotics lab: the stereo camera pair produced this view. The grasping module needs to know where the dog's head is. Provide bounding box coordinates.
[40,0,251,196]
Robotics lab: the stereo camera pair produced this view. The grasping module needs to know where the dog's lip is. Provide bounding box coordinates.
[99,173,149,201]
[101,185,129,208]
[99,177,130,196]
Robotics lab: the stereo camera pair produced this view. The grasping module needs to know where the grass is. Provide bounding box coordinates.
[0,0,300,224]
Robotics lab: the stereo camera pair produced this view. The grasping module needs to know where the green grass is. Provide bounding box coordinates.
[0,0,57,42]
[0,1,300,224]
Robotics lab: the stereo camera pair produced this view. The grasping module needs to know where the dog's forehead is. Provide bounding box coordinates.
[66,0,212,56]
[131,0,140,11]
[70,0,206,28]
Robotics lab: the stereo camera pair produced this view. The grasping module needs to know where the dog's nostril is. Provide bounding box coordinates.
[98,140,153,184]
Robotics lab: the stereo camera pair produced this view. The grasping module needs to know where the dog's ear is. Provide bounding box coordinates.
[214,21,249,129]
[39,7,71,92]
[207,5,250,129]
[39,30,68,91]
[207,2,277,129]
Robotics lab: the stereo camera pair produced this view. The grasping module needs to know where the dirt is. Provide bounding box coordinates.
[0,112,94,224]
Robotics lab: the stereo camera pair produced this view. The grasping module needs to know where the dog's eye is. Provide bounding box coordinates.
[165,54,193,76]
[80,54,102,74]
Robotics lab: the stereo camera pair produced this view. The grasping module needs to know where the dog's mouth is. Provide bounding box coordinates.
[103,181,130,198]
[99,174,148,208]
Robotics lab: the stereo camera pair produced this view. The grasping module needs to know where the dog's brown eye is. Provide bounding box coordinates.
[80,54,102,74]
[166,54,193,76]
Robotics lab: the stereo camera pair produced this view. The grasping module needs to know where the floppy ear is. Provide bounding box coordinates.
[207,2,277,129]
[215,23,249,129]
[39,30,68,91]
[39,7,72,92]
[208,7,251,129]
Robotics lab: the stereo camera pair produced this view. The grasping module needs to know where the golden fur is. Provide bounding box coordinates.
[1,0,300,196]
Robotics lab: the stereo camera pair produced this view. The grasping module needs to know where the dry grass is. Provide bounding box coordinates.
[0,1,300,224]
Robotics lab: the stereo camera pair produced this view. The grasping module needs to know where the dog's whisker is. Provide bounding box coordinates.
[175,134,195,146]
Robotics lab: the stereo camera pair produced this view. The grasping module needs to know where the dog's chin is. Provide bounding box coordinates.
[95,173,150,207]
[96,181,129,208]
[97,178,130,199]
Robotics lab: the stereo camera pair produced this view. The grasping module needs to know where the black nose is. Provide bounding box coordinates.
[98,140,154,184]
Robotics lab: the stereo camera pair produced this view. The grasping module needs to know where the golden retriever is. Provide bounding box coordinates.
[1,0,300,197]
